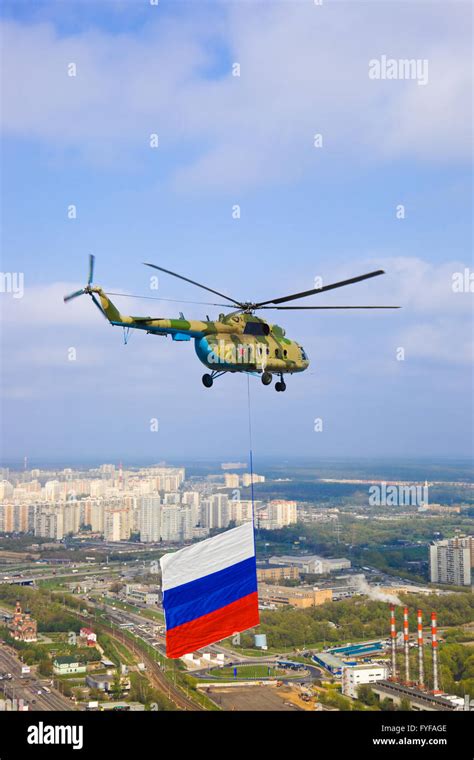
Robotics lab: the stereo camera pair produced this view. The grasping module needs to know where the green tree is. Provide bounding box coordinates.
[357,684,377,706]
[38,659,53,676]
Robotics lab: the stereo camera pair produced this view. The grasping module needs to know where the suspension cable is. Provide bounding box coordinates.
[246,374,257,547]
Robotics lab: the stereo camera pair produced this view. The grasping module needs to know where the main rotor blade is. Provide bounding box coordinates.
[88,254,95,285]
[258,305,400,310]
[104,291,231,307]
[254,270,386,307]
[64,288,86,303]
[143,263,242,307]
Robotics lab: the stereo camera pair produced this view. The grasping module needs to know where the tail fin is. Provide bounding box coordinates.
[92,287,123,323]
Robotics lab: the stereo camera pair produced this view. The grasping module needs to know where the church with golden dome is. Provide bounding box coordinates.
[8,600,38,642]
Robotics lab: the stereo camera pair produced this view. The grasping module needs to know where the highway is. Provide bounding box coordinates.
[0,645,75,711]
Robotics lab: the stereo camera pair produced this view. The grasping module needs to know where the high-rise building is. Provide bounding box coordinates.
[0,480,14,500]
[229,499,254,525]
[430,538,472,586]
[44,480,62,502]
[89,500,105,533]
[182,492,200,523]
[139,496,161,543]
[163,492,181,505]
[161,504,194,542]
[63,501,81,535]
[224,473,240,488]
[257,500,297,530]
[201,494,230,529]
[242,473,265,487]
[104,507,130,542]
[35,507,64,540]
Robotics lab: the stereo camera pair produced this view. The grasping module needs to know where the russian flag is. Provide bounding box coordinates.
[160,521,259,658]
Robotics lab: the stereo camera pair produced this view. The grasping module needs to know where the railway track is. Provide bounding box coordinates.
[93,620,205,711]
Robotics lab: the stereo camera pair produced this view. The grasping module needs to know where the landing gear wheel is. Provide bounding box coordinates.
[202,374,213,388]
[275,380,286,392]
[261,371,273,386]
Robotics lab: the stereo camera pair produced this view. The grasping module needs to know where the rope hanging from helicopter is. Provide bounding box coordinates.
[246,374,258,550]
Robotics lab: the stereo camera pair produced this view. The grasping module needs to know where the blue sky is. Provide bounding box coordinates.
[0,0,472,465]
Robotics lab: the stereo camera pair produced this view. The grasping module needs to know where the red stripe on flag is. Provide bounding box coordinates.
[166,591,259,659]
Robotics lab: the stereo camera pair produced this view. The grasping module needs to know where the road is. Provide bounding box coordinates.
[92,617,204,711]
[97,601,325,683]
[0,645,75,711]
[2,597,203,711]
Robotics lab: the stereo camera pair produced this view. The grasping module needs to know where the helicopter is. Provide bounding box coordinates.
[64,256,399,392]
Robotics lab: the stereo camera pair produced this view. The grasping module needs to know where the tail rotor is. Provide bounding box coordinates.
[63,255,107,318]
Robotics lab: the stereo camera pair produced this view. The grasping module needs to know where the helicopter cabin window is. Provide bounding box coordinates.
[243,322,270,336]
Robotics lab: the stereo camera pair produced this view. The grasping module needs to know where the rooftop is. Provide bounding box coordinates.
[53,656,83,665]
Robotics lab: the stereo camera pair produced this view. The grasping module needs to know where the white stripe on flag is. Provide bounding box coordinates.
[160,521,255,591]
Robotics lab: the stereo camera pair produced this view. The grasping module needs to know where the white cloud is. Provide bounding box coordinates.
[1,2,471,189]
[0,282,174,327]
[373,256,473,315]
[398,319,473,364]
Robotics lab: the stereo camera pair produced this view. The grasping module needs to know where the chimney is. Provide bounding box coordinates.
[403,606,410,684]
[431,612,441,693]
[390,604,397,681]
[417,609,424,688]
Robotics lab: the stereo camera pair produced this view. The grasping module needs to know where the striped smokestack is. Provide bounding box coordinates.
[431,612,441,693]
[403,606,410,684]
[417,609,424,688]
[390,603,397,681]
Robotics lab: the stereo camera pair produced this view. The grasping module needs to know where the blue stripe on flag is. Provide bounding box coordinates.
[163,556,257,631]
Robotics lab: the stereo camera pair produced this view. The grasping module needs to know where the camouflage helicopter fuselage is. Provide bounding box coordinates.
[92,287,309,375]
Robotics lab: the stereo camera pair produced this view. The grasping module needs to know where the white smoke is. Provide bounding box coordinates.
[353,575,402,606]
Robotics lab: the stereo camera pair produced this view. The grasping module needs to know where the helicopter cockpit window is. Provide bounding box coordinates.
[243,322,270,336]
[300,347,308,360]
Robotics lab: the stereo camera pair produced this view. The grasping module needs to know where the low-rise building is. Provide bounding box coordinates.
[312,652,345,677]
[258,584,332,609]
[342,663,388,699]
[124,584,160,606]
[256,565,300,582]
[85,673,132,692]
[79,627,97,647]
[53,656,87,675]
[269,554,351,574]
